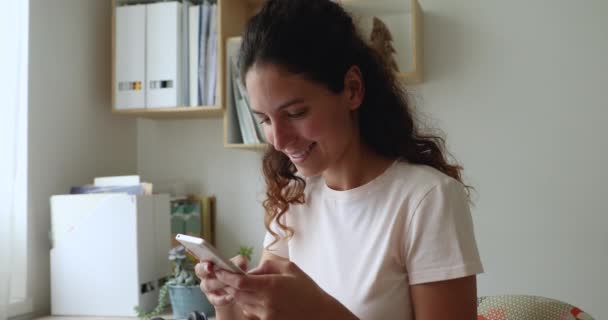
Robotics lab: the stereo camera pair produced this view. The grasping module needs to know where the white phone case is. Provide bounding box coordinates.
[175,234,245,274]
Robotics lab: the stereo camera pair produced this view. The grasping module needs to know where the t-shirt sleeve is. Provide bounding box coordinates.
[404,178,484,285]
[262,217,290,259]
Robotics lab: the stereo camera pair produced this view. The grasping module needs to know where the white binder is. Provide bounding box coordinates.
[181,2,191,107]
[146,2,182,108]
[50,194,171,316]
[189,5,200,106]
[115,4,146,109]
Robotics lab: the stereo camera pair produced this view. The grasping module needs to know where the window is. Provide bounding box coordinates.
[8,94,30,317]
[0,0,31,318]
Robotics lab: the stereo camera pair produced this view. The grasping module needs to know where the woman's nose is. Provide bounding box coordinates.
[269,121,294,151]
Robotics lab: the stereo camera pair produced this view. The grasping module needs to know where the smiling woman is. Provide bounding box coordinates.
[246,63,363,177]
[195,0,483,319]
[0,1,30,320]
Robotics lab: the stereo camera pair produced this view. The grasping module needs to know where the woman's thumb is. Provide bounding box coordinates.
[231,254,249,272]
[247,259,285,275]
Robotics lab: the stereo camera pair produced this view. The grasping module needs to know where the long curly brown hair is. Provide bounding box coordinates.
[239,0,468,245]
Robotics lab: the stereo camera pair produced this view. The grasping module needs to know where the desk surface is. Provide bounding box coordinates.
[36,315,216,320]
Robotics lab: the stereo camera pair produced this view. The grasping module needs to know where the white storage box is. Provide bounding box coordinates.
[50,193,171,316]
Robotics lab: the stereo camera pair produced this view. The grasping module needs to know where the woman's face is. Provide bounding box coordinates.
[246,63,363,177]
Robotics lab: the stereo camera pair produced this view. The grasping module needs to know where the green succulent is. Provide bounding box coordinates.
[134,245,198,319]
[238,246,254,262]
[167,245,199,286]
[134,244,253,319]
[134,282,169,319]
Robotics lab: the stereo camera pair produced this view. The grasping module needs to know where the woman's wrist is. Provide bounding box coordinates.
[214,303,239,320]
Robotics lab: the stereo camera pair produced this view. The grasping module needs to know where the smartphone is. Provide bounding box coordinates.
[175,234,245,274]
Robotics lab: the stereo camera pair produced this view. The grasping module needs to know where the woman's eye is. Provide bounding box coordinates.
[287,109,308,118]
[259,117,270,125]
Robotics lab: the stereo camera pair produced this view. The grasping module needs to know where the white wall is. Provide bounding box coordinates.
[137,0,608,318]
[26,0,607,318]
[137,119,267,265]
[415,0,608,317]
[29,0,136,316]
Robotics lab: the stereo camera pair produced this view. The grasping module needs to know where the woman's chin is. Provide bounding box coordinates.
[294,163,323,178]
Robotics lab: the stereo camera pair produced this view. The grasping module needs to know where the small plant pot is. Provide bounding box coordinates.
[168,285,214,319]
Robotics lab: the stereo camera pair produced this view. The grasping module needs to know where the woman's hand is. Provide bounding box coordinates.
[216,259,358,320]
[194,255,249,308]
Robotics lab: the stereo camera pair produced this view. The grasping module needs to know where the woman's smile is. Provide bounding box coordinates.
[284,142,317,163]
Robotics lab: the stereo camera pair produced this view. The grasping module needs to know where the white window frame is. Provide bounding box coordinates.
[2,0,32,318]
[9,123,30,317]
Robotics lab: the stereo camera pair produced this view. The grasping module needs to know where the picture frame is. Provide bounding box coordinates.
[170,195,216,247]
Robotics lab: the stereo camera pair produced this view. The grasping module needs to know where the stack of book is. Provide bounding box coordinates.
[189,0,219,106]
[70,175,153,195]
[226,37,266,144]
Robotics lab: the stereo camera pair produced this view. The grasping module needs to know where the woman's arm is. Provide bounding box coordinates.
[216,254,359,320]
[410,275,478,320]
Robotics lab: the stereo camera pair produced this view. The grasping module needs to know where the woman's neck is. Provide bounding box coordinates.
[322,142,394,191]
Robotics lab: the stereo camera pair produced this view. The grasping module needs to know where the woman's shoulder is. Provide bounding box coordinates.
[390,160,463,194]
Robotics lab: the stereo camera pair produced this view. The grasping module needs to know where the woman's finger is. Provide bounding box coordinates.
[200,277,228,293]
[247,258,289,275]
[206,291,234,306]
[194,261,214,279]
[231,255,249,272]
[217,270,272,292]
[224,286,236,296]
[232,288,264,307]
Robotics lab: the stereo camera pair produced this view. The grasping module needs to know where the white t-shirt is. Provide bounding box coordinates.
[263,161,484,320]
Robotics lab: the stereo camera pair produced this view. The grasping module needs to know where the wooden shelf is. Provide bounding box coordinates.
[110,0,422,150]
[111,0,233,119]
[112,106,223,119]
[223,0,423,150]
[221,1,266,150]
[341,0,423,84]
[245,0,265,9]
[341,0,411,14]
[224,143,267,150]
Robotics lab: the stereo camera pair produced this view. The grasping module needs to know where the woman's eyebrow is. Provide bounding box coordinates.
[251,98,306,115]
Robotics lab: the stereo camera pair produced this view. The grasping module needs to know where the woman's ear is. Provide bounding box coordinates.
[343,65,365,111]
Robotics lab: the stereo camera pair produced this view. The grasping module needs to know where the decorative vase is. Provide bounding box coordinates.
[168,285,214,319]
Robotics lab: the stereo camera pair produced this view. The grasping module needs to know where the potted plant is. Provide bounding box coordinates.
[135,245,253,320]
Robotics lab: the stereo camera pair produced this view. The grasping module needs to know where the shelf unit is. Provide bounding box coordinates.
[112,106,223,119]
[110,0,263,119]
[225,143,267,150]
[110,0,422,149]
[221,4,266,149]
[224,0,423,149]
[342,0,423,84]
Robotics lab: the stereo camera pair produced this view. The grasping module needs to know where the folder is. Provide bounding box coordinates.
[189,5,200,106]
[115,4,146,109]
[146,2,182,108]
[181,2,191,107]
